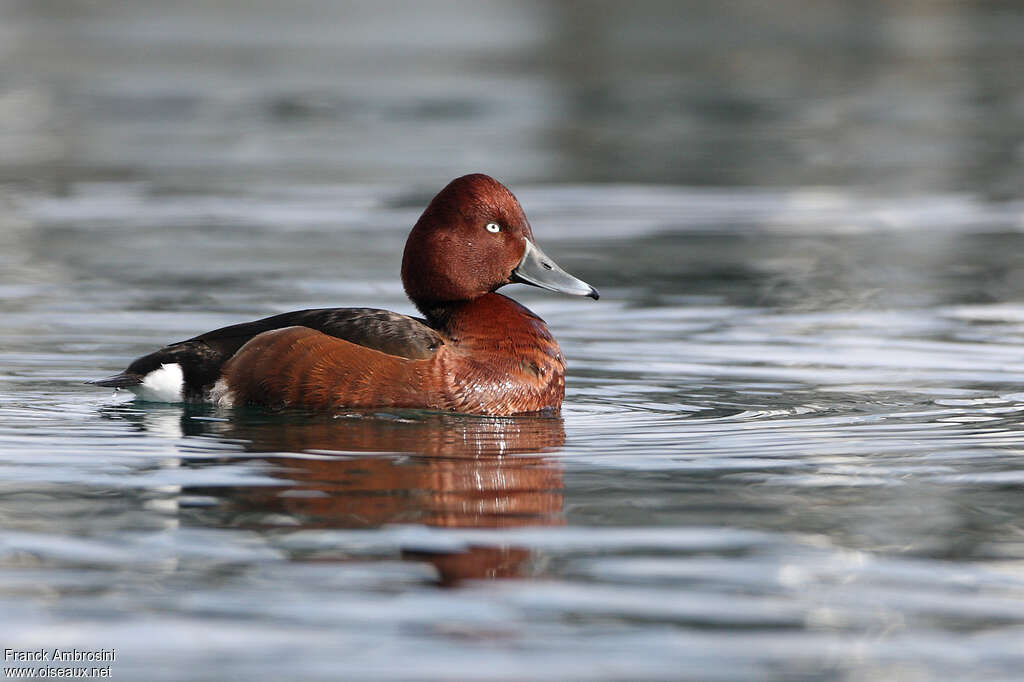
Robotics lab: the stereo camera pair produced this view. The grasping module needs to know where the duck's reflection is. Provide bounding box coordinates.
[182,408,566,585]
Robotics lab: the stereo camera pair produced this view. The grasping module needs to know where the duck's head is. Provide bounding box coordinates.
[401,173,599,310]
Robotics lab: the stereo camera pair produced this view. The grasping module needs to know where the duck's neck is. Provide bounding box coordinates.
[418,293,555,348]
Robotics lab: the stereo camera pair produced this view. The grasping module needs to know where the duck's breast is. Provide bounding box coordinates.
[433,294,567,415]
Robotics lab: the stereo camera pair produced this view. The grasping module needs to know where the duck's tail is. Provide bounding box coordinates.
[87,372,143,388]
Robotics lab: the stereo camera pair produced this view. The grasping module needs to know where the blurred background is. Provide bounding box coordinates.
[3,0,1024,194]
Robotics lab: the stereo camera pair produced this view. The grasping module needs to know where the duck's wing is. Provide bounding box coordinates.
[90,308,443,398]
[185,308,442,361]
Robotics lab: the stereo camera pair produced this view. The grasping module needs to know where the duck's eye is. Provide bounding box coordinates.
[485,222,501,233]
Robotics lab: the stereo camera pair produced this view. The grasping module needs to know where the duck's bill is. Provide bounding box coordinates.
[510,239,599,300]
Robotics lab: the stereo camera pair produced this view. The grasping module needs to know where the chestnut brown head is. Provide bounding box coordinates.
[401,174,597,310]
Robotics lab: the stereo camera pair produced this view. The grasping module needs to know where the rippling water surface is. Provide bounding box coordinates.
[4,2,1024,680]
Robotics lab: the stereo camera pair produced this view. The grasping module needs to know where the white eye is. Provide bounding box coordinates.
[485,222,501,233]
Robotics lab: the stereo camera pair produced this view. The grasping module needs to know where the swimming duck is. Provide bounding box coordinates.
[91,174,598,415]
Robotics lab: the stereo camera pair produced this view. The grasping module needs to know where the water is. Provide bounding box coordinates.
[4,2,1024,680]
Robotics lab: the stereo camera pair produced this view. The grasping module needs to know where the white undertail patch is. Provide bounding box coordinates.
[129,363,185,403]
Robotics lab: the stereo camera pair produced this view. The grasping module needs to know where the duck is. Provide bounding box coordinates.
[90,174,599,416]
